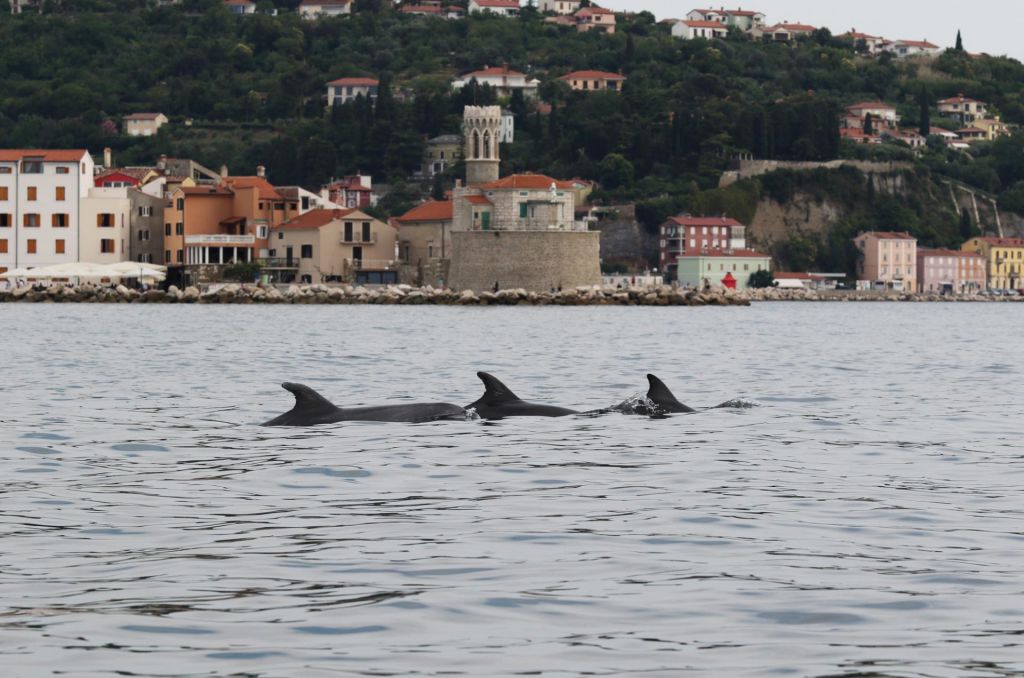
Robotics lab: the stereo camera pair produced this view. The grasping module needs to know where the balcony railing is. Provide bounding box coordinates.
[341,233,377,244]
[259,258,299,269]
[345,258,395,271]
[185,234,256,245]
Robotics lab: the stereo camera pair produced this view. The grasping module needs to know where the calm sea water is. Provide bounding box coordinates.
[1,303,1023,678]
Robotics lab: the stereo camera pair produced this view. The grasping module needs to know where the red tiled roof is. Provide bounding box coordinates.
[896,39,939,48]
[123,112,166,120]
[462,65,528,79]
[222,176,283,200]
[938,94,984,105]
[847,101,896,110]
[919,248,983,258]
[396,200,453,222]
[466,195,493,205]
[0,149,89,162]
[765,23,816,32]
[300,0,350,5]
[400,4,441,12]
[577,6,613,15]
[665,215,745,228]
[975,237,1024,247]
[473,0,519,7]
[274,208,359,231]
[560,70,626,81]
[480,174,576,190]
[843,30,880,40]
[856,231,916,240]
[726,9,762,16]
[181,186,233,196]
[327,77,379,87]
[224,0,255,5]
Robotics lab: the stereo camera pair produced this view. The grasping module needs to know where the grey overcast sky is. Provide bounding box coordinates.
[593,0,1023,62]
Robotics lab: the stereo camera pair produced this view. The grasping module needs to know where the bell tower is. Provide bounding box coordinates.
[463,105,502,185]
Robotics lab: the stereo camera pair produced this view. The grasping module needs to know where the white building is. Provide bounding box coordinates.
[326,77,380,106]
[672,20,729,40]
[884,39,942,58]
[298,0,351,18]
[0,150,95,273]
[123,113,169,137]
[224,0,256,14]
[467,0,520,17]
[452,66,539,98]
[686,8,765,31]
[539,0,579,14]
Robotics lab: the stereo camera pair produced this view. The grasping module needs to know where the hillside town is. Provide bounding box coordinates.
[1,2,1022,298]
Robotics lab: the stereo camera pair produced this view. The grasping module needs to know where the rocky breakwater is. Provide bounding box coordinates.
[0,283,750,307]
[738,288,1024,302]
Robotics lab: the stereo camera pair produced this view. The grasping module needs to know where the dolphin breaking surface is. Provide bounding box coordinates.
[264,373,745,426]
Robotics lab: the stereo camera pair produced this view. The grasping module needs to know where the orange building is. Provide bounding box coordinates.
[163,173,299,284]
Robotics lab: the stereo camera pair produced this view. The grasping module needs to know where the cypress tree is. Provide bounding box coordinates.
[919,90,931,138]
[863,112,874,136]
[955,30,964,52]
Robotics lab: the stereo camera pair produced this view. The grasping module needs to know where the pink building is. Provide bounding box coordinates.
[917,249,986,293]
[325,175,374,209]
[854,231,917,291]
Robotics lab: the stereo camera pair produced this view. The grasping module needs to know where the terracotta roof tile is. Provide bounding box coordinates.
[479,173,576,190]
[561,70,626,81]
[396,200,454,222]
[327,77,379,87]
[274,208,360,231]
[222,176,283,200]
[0,149,89,162]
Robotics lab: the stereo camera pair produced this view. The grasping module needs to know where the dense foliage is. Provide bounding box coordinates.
[2,2,1023,269]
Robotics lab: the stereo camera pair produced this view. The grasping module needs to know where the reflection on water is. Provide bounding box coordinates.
[1,303,1023,677]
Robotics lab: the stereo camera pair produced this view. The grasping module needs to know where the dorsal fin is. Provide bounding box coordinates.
[646,374,694,413]
[477,372,521,403]
[281,382,339,415]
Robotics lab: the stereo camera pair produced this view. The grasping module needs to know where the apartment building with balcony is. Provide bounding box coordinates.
[961,237,1024,290]
[917,248,986,294]
[0,149,94,275]
[162,172,300,284]
[265,208,398,284]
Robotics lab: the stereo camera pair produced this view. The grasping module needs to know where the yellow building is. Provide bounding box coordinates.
[961,237,1024,290]
[972,117,1011,141]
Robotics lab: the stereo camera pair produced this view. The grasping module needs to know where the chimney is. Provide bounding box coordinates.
[103,147,112,169]
[256,165,266,178]
[157,154,167,170]
[220,164,229,178]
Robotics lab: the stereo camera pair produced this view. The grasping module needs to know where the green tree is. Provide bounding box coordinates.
[918,89,931,138]
[748,269,776,288]
[955,30,964,52]
[597,153,635,191]
[863,113,874,136]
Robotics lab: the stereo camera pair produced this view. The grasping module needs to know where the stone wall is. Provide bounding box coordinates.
[719,159,915,187]
[448,231,601,292]
[591,204,658,269]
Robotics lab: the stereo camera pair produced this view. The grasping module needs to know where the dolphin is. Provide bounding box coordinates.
[606,374,697,416]
[263,383,467,426]
[466,372,579,420]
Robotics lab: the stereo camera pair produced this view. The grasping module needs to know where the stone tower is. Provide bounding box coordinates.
[463,105,502,185]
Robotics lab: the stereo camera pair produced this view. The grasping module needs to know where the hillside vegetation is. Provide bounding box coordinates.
[2,0,1024,270]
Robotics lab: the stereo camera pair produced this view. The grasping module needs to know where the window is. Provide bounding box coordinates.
[256,225,268,239]
[165,250,171,262]
[56,187,65,201]
[362,222,371,242]
[138,206,152,217]
[52,214,69,228]
[274,203,284,211]
[175,223,183,235]
[21,160,42,174]
[0,214,10,227]
[277,232,284,240]
[0,239,6,253]
[97,213,115,227]
[301,244,313,259]
[0,187,7,200]
[55,239,65,255]
[24,214,40,227]
[27,186,37,201]
[344,222,353,241]
[176,249,183,263]
[519,203,528,218]
[176,198,184,211]
[0,167,11,174]
[27,239,37,254]
[56,166,69,175]
[100,239,115,254]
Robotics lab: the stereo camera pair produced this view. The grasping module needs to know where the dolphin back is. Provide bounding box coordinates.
[263,382,342,426]
[646,374,696,414]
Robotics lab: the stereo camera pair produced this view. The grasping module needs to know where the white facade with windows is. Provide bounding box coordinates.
[0,150,94,273]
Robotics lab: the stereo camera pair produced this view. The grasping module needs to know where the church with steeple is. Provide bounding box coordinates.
[447,105,602,292]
